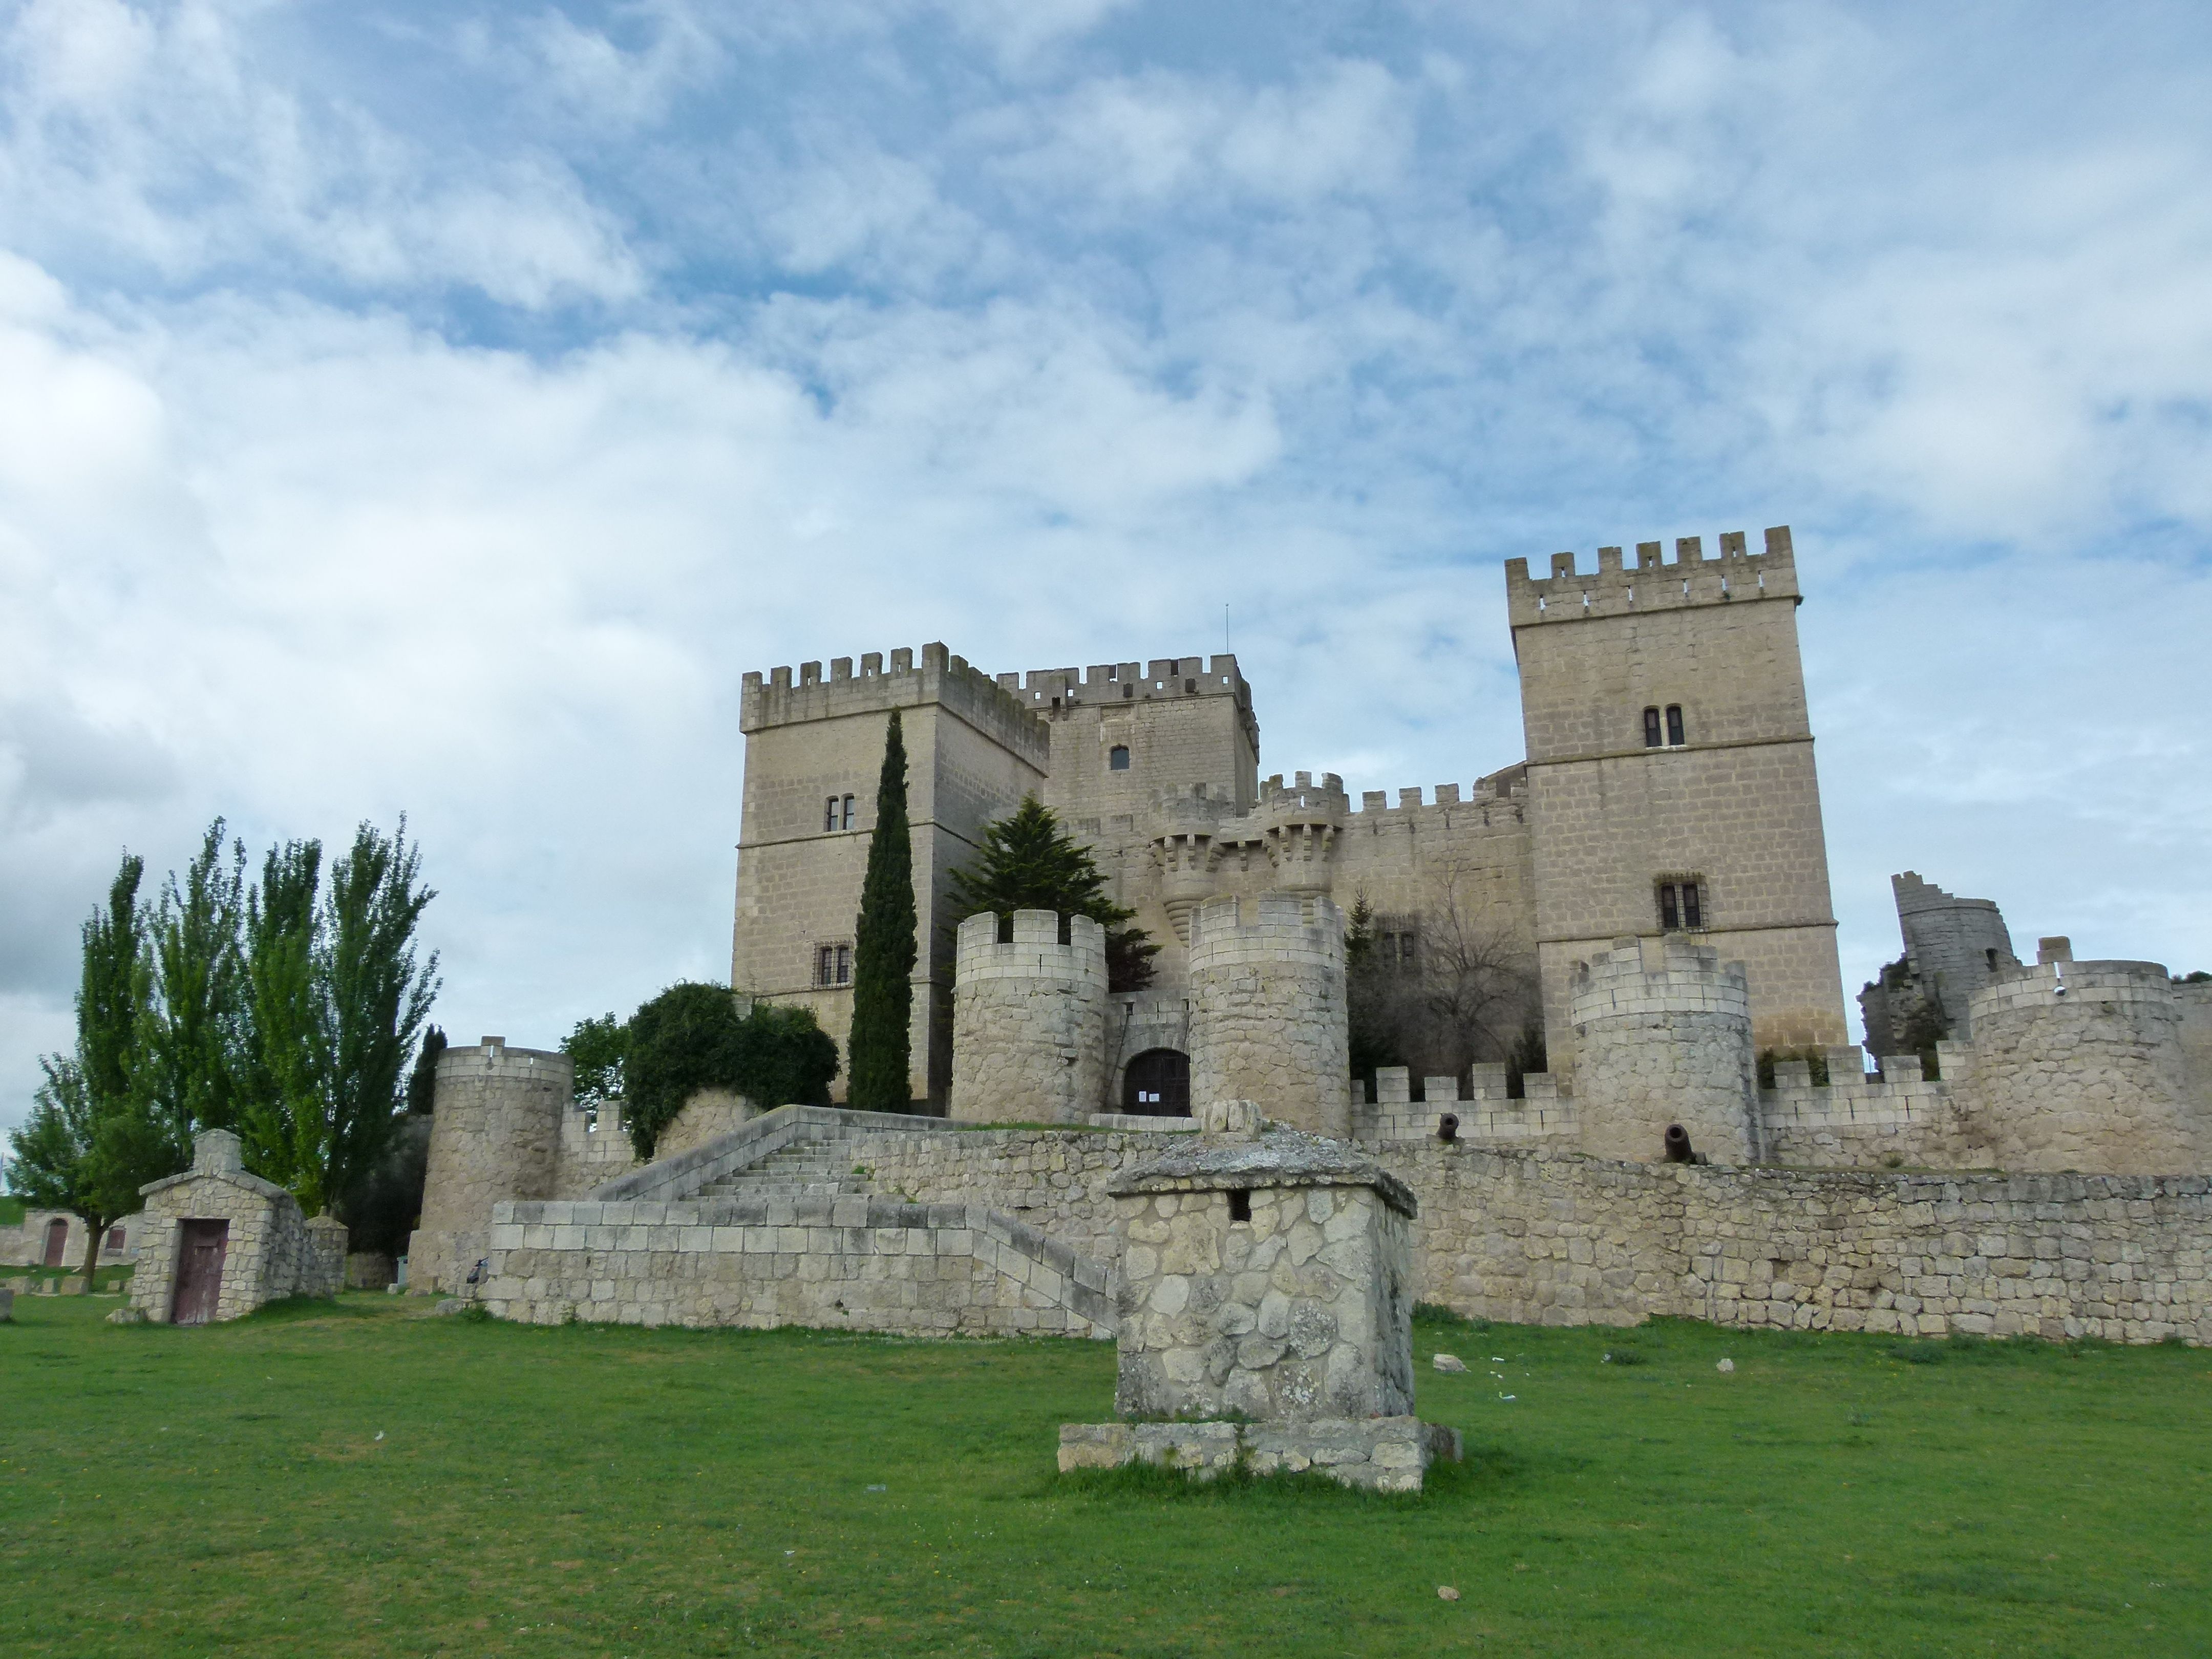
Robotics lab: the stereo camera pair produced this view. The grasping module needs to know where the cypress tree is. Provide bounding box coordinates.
[847,711,916,1109]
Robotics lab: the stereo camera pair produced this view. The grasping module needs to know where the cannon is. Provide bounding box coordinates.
[1662,1123,1708,1164]
[1436,1113,1460,1144]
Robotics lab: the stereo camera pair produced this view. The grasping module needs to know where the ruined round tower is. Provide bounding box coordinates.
[1961,945,2202,1174]
[408,1037,572,1294]
[949,910,1109,1124]
[1187,892,1350,1138]
[1569,937,1759,1164]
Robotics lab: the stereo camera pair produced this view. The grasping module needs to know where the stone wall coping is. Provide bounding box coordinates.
[1108,1129,1418,1217]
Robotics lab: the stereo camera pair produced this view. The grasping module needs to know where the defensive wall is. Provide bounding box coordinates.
[459,1107,2210,1344]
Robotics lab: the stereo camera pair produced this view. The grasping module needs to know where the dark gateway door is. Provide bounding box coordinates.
[42,1217,68,1267]
[171,1220,229,1326]
[1122,1049,1191,1116]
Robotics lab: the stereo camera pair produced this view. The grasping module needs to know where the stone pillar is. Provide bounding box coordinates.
[1107,1136,1417,1424]
[407,1037,571,1293]
[948,910,1108,1124]
[1962,960,2201,1173]
[1188,894,1350,1139]
[1570,937,1758,1164]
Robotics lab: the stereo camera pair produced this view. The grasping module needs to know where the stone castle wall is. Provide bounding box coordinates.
[409,1039,571,1294]
[620,1113,2212,1344]
[950,910,1109,1124]
[1570,937,1759,1164]
[1188,894,1349,1137]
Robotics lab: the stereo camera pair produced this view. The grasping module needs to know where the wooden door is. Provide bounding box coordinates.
[42,1217,68,1268]
[171,1219,229,1326]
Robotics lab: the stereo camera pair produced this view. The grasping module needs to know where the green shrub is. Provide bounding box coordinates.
[624,986,839,1159]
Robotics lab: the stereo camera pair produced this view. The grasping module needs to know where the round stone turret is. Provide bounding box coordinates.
[1188,893,1350,1138]
[949,910,1108,1124]
[408,1037,572,1295]
[1962,958,2201,1173]
[1570,938,1758,1164]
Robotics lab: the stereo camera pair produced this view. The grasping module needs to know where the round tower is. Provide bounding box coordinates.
[1188,892,1350,1138]
[1963,954,2200,1173]
[408,1037,572,1293]
[949,909,1109,1124]
[1570,937,1758,1164]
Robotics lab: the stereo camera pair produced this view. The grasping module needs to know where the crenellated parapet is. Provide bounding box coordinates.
[1505,525,1799,630]
[1002,654,1248,708]
[741,642,1049,765]
[950,911,1109,1125]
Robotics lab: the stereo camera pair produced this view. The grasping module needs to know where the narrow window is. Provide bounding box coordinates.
[1644,707,1663,748]
[818,945,835,985]
[1108,745,1131,771]
[1682,882,1702,929]
[1228,1190,1251,1223]
[824,797,838,832]
[836,944,853,985]
[1985,947,1998,971]
[1184,677,1197,693]
[1658,882,1680,930]
[1122,684,1134,699]
[1666,705,1686,747]
[841,794,856,830]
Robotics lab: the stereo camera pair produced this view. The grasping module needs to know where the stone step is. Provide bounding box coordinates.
[694,1178,872,1199]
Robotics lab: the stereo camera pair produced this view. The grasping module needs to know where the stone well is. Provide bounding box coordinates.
[1059,1130,1459,1492]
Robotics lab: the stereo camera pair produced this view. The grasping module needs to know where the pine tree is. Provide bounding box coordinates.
[946,796,1157,991]
[847,712,917,1110]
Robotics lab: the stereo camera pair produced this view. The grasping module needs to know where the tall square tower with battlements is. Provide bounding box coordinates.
[1506,526,1848,1073]
[733,645,1050,1105]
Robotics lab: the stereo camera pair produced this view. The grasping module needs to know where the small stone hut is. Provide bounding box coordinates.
[130,1131,346,1325]
[1061,1129,1458,1492]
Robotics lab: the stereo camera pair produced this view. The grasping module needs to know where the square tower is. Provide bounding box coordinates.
[1507,526,1848,1075]
[1003,656,1260,826]
[734,645,1049,1106]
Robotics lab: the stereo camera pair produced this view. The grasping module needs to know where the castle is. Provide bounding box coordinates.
[402,526,2212,1348]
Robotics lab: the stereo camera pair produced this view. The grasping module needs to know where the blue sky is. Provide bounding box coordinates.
[4,1,2209,1134]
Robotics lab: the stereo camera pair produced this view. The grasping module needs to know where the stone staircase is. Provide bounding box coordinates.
[691,1140,871,1201]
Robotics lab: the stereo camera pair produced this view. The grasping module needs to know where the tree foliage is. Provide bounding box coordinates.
[6,854,173,1281]
[945,795,1157,992]
[10,820,443,1253]
[560,1015,628,1115]
[847,711,916,1110]
[623,985,839,1159]
[405,1026,448,1115]
[1344,874,1537,1099]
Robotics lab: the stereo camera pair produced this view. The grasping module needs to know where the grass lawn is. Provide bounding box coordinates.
[1,1297,2206,1656]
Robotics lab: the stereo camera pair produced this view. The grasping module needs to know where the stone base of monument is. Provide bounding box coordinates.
[1057,1417,1462,1493]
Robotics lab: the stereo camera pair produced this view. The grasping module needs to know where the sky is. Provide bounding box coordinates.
[4,0,2210,1139]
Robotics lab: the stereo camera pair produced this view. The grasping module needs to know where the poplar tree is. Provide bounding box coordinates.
[5,854,164,1284]
[846,711,916,1110]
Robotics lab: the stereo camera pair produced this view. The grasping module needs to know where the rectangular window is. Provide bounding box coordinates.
[823,797,838,832]
[105,1227,124,1251]
[1657,879,1705,931]
[1666,704,1686,747]
[841,794,856,830]
[836,944,852,985]
[1644,707,1663,748]
[818,945,835,984]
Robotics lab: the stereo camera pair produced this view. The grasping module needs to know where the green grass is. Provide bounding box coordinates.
[1,1299,2206,1656]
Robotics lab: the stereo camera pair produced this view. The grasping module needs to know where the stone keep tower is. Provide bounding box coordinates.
[949,910,1109,1125]
[734,645,1050,1105]
[408,1037,572,1294]
[1508,526,1848,1078]
[1960,947,2204,1175]
[1188,894,1350,1138]
[1570,937,1759,1164]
